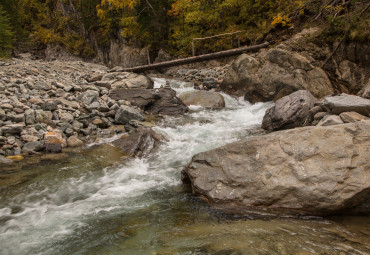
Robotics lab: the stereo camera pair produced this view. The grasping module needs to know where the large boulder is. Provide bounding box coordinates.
[182,120,370,216]
[321,93,370,116]
[110,88,188,116]
[112,127,165,158]
[110,73,154,90]
[179,91,225,108]
[114,105,144,125]
[262,90,317,131]
[220,49,334,103]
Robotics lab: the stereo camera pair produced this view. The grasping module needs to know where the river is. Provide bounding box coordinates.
[0,79,369,255]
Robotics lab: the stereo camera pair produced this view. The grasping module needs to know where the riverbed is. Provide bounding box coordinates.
[0,79,369,255]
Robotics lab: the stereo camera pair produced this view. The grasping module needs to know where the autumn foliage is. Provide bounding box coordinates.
[0,0,368,58]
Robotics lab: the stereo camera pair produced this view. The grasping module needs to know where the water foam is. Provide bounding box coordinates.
[0,78,271,254]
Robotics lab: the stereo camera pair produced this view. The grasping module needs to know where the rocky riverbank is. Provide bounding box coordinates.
[183,90,370,216]
[181,36,370,216]
[0,58,188,166]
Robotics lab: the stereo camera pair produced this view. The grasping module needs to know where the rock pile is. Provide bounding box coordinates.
[0,59,187,161]
[262,92,370,131]
[165,66,229,90]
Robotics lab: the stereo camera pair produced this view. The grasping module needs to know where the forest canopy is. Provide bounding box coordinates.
[0,0,368,59]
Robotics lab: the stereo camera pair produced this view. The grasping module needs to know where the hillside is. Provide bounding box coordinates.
[0,0,369,62]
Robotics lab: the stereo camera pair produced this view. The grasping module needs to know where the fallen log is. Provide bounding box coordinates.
[123,42,269,73]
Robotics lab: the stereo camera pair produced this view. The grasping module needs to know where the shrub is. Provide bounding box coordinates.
[0,5,14,58]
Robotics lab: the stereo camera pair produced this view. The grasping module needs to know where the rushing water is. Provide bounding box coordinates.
[0,79,369,255]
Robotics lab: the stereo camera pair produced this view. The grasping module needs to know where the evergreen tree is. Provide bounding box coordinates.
[0,5,14,58]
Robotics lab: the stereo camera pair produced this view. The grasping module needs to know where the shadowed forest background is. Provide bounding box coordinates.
[0,0,369,59]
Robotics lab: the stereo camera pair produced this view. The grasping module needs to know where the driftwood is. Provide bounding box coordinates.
[123,42,269,73]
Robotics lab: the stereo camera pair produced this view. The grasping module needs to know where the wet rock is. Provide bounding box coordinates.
[64,128,74,136]
[114,105,144,125]
[317,115,344,126]
[67,136,84,147]
[321,94,370,116]
[92,118,107,128]
[182,120,370,215]
[112,127,164,158]
[110,88,188,116]
[179,91,225,109]
[340,112,368,123]
[44,131,66,153]
[22,141,44,153]
[220,49,334,103]
[262,90,317,131]
[0,155,13,165]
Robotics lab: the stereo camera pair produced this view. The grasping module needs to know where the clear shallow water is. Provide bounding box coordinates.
[0,80,369,255]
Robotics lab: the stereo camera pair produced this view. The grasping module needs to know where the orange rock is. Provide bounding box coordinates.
[44,131,67,153]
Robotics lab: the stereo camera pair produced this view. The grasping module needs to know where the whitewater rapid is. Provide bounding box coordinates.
[0,79,271,255]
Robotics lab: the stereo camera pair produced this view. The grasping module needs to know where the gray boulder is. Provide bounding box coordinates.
[112,127,164,158]
[179,91,225,108]
[110,88,188,116]
[321,93,370,116]
[262,90,317,131]
[182,120,370,215]
[317,115,344,126]
[220,49,334,103]
[114,105,144,125]
[0,155,12,165]
[23,141,44,153]
[110,73,153,90]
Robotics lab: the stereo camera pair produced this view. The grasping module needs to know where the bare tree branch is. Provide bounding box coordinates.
[145,0,157,16]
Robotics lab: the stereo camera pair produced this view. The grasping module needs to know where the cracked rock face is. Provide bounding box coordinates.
[182,120,370,216]
[220,48,334,103]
